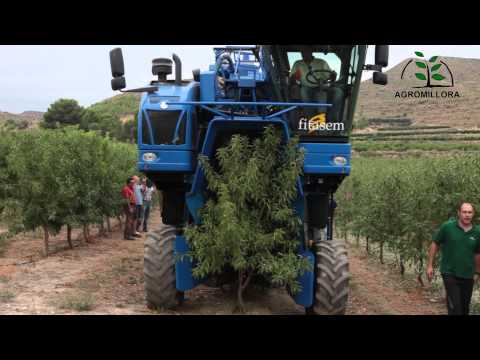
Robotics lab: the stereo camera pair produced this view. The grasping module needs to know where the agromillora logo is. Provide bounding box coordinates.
[395,51,460,99]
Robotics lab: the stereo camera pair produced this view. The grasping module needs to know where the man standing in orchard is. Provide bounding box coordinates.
[132,175,144,236]
[427,202,480,315]
[121,177,138,240]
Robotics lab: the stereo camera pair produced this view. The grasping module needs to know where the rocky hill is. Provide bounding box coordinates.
[0,110,44,129]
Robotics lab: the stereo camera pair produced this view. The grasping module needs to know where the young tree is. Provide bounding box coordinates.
[185,126,311,312]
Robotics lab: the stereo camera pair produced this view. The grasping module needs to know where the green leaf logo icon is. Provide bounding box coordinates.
[415,61,427,69]
[431,63,442,72]
[429,56,438,63]
[432,74,445,81]
[415,73,427,80]
[415,51,424,57]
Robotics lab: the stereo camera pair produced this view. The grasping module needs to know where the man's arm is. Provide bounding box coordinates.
[474,254,480,284]
[426,241,440,282]
[289,61,301,83]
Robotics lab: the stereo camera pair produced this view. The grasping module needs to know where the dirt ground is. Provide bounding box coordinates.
[0,214,447,315]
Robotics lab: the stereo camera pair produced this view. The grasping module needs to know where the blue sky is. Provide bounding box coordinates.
[0,45,479,113]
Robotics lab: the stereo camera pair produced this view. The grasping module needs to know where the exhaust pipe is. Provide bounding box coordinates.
[172,53,182,85]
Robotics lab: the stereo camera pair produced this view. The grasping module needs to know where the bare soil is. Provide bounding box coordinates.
[0,215,447,315]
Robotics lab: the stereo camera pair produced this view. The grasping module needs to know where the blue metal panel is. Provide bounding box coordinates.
[200,71,215,102]
[174,235,202,291]
[138,150,194,172]
[300,143,351,175]
[293,250,315,308]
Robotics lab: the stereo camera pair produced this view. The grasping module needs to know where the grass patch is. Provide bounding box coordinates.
[0,288,15,303]
[57,291,96,312]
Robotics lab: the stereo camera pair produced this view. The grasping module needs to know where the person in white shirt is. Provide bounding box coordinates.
[142,178,156,232]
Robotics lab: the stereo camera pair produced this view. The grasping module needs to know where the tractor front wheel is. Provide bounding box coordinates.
[144,224,184,310]
[308,240,350,315]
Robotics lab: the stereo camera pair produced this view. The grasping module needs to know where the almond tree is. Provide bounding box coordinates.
[185,126,311,312]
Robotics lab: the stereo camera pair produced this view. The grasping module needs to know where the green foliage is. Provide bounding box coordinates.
[354,117,369,130]
[0,288,15,303]
[118,113,138,144]
[336,155,480,275]
[1,118,30,131]
[57,291,95,311]
[38,96,137,144]
[377,126,450,131]
[352,129,480,138]
[80,109,122,139]
[41,99,84,129]
[0,128,136,254]
[89,94,140,119]
[184,126,311,299]
[352,140,480,153]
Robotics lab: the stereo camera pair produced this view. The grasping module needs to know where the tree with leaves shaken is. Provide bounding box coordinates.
[184,126,312,312]
[80,109,122,139]
[41,99,85,129]
[413,51,446,87]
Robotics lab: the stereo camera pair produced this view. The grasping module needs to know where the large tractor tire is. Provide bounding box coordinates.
[309,240,350,315]
[144,224,184,310]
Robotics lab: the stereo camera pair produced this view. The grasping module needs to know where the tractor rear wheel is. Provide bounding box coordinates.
[144,224,184,310]
[309,240,350,315]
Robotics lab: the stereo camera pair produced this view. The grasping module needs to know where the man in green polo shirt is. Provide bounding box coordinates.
[427,202,480,315]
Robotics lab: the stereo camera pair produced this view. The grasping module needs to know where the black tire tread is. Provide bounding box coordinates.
[144,224,182,310]
[312,240,350,315]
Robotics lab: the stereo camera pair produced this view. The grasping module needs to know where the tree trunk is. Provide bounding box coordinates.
[355,234,360,247]
[400,256,405,276]
[366,236,370,254]
[379,241,384,264]
[106,217,112,233]
[42,225,50,257]
[117,216,123,227]
[67,225,73,250]
[417,256,424,287]
[83,224,92,243]
[235,270,253,314]
[98,220,106,237]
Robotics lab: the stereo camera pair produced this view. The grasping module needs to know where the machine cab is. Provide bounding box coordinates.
[262,45,368,141]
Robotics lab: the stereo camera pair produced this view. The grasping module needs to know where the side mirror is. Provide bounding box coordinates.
[111,77,126,91]
[193,69,200,82]
[110,48,126,91]
[110,48,125,78]
[375,45,389,67]
[373,72,388,85]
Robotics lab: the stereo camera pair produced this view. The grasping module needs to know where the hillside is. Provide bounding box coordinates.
[0,110,44,129]
[88,93,141,123]
[355,57,480,128]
